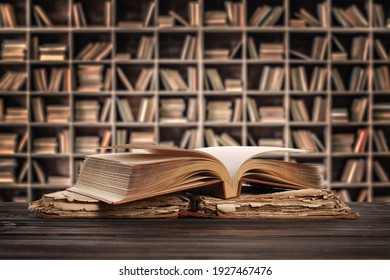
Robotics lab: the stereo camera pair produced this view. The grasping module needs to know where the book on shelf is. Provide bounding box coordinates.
[105,1,111,27]
[33,5,53,27]
[331,108,349,123]
[47,105,71,124]
[17,160,28,183]
[75,136,100,154]
[0,158,16,184]
[312,96,326,122]
[332,5,368,27]
[204,49,230,60]
[136,36,155,60]
[290,99,310,122]
[337,189,351,203]
[290,50,311,60]
[48,176,72,186]
[189,2,199,26]
[75,100,100,122]
[76,42,112,61]
[374,39,388,60]
[258,138,284,148]
[0,4,18,28]
[0,133,18,154]
[260,6,283,27]
[353,129,368,153]
[158,16,174,27]
[137,97,156,123]
[373,161,389,183]
[373,3,385,27]
[292,130,325,152]
[1,40,27,61]
[130,132,155,144]
[248,5,272,26]
[100,130,112,153]
[31,97,45,123]
[114,53,131,61]
[72,3,87,27]
[258,66,285,92]
[205,68,224,91]
[169,10,189,26]
[33,137,58,154]
[374,66,390,91]
[58,130,71,154]
[356,189,368,202]
[350,36,369,61]
[311,36,328,60]
[180,129,202,149]
[116,98,134,123]
[350,97,368,122]
[17,131,28,153]
[246,98,259,123]
[373,130,389,152]
[115,129,128,152]
[259,43,284,60]
[32,160,45,184]
[0,98,3,121]
[340,159,366,183]
[77,65,104,92]
[290,67,308,92]
[331,68,345,91]
[294,4,329,27]
[290,19,306,28]
[204,11,226,26]
[99,98,111,122]
[135,68,155,91]
[258,106,284,123]
[206,100,232,122]
[181,35,197,60]
[247,37,258,59]
[332,133,355,153]
[0,71,27,91]
[117,21,143,28]
[116,66,134,91]
[4,107,28,123]
[225,79,242,92]
[160,69,188,91]
[143,2,155,27]
[159,98,187,124]
[62,144,322,204]
[224,1,244,26]
[39,44,67,61]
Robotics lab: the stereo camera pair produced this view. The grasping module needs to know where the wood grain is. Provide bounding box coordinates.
[0,202,389,259]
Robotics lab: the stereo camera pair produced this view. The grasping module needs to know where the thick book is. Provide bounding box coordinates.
[29,189,358,219]
[67,144,321,204]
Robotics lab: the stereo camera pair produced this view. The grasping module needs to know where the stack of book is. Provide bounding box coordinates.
[292,2,329,27]
[259,43,284,60]
[204,49,230,60]
[204,129,240,147]
[292,130,325,152]
[33,137,58,154]
[332,5,368,27]
[0,158,16,184]
[207,101,232,122]
[374,66,390,91]
[1,40,27,61]
[75,100,100,122]
[48,176,72,186]
[130,132,155,144]
[0,4,18,27]
[0,134,17,154]
[225,79,242,92]
[373,130,389,152]
[258,66,285,91]
[204,11,227,26]
[160,69,188,91]
[258,138,284,147]
[158,16,174,27]
[4,107,28,123]
[46,105,70,123]
[331,108,349,123]
[332,133,355,153]
[34,68,71,92]
[159,99,187,124]
[75,136,100,154]
[136,36,155,60]
[75,42,113,61]
[181,35,197,60]
[373,104,390,121]
[259,106,285,123]
[249,5,284,27]
[39,44,67,61]
[0,71,27,91]
[340,159,366,183]
[77,65,104,92]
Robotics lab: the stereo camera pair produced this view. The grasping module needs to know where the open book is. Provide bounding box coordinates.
[68,144,321,204]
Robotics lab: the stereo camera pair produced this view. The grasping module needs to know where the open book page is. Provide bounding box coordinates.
[196,146,307,180]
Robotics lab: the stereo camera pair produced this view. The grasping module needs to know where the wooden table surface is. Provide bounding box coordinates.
[0,202,389,259]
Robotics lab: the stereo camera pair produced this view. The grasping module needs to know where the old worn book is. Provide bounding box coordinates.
[29,189,358,219]
[67,144,321,204]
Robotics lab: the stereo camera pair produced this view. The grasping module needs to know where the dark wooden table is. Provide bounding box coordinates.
[0,202,389,259]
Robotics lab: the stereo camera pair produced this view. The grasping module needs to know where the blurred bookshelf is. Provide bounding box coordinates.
[0,0,390,203]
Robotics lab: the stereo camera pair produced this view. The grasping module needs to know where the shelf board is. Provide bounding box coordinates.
[331,182,370,188]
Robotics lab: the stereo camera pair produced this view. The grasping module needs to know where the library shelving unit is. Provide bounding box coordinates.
[0,0,390,203]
